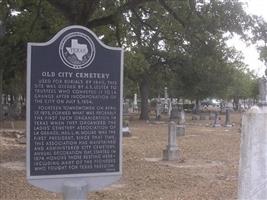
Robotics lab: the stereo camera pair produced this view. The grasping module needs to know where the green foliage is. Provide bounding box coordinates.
[226,68,258,100]
[0,0,66,95]
[251,15,267,68]
[259,46,267,66]
[124,51,150,81]
[0,0,262,119]
[123,51,150,98]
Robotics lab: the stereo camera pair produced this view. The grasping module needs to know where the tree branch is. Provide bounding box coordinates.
[115,23,122,47]
[158,0,186,28]
[86,15,117,28]
[87,0,156,28]
[29,0,42,33]
[131,8,157,31]
[46,0,99,25]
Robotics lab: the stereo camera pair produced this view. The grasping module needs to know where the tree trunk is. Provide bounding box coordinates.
[0,69,3,124]
[193,98,200,114]
[233,97,239,111]
[139,79,149,120]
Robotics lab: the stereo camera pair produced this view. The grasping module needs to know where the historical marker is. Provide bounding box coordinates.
[26,25,123,192]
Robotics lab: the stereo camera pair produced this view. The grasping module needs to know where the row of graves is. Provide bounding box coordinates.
[156,104,233,161]
[137,92,267,199]
[123,98,234,163]
[122,96,235,137]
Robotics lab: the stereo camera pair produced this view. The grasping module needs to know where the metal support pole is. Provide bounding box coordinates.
[63,181,88,200]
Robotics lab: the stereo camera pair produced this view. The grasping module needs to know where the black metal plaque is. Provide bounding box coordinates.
[27,26,123,177]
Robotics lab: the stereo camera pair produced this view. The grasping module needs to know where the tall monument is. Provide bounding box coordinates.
[238,70,267,199]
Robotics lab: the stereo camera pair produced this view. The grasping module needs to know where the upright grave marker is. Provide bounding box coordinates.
[238,76,267,199]
[26,25,123,194]
[163,121,179,161]
[224,108,232,127]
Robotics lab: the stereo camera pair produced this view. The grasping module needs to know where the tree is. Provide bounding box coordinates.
[250,15,267,67]
[0,0,263,120]
[37,1,259,120]
[0,20,5,121]
[226,67,258,110]
[0,0,66,119]
[125,0,256,115]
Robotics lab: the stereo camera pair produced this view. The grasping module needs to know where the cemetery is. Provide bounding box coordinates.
[1,110,242,199]
[1,1,267,200]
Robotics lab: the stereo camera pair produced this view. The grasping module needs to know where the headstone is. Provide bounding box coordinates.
[213,112,221,127]
[122,127,131,137]
[209,111,215,120]
[26,25,123,193]
[133,93,138,112]
[238,106,267,199]
[199,112,206,120]
[156,98,161,120]
[192,115,198,120]
[122,119,131,137]
[177,107,185,136]
[170,105,186,136]
[176,125,185,137]
[123,101,131,136]
[238,76,267,199]
[16,136,26,144]
[123,101,129,115]
[224,109,232,127]
[163,121,179,161]
[170,106,179,120]
[178,109,186,125]
[168,101,172,116]
[164,87,168,100]
[164,87,168,113]
[170,105,185,124]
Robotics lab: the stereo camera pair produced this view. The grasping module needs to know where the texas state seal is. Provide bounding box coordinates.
[59,32,96,69]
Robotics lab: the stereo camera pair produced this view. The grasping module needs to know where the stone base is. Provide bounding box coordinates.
[199,114,206,120]
[213,124,221,127]
[156,115,161,120]
[122,127,131,137]
[209,114,215,120]
[162,149,179,161]
[224,124,232,127]
[192,115,198,120]
[16,137,26,144]
[177,125,185,136]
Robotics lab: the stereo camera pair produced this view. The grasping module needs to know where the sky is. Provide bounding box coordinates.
[227,0,267,77]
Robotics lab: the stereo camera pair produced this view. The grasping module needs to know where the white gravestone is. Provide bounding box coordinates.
[170,106,185,136]
[164,87,168,113]
[163,121,179,161]
[156,98,161,120]
[133,93,138,112]
[177,107,185,136]
[213,112,221,127]
[238,106,267,199]
[238,77,267,199]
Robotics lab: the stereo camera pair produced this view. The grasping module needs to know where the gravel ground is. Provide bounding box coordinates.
[0,112,242,200]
